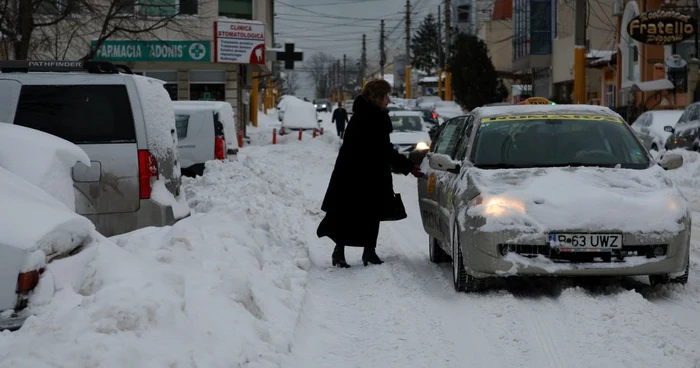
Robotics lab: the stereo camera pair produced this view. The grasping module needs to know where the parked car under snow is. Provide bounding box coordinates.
[280,97,321,135]
[0,123,95,331]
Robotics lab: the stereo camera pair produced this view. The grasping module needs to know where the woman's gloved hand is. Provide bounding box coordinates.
[411,166,424,178]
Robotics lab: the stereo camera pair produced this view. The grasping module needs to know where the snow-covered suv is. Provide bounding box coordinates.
[0,61,189,236]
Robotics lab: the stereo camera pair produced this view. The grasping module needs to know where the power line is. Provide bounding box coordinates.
[275,1,402,21]
[278,0,391,6]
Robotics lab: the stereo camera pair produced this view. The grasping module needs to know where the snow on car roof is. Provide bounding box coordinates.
[473,104,622,120]
[389,110,422,117]
[172,101,231,111]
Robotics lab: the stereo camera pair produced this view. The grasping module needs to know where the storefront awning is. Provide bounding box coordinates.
[629,79,675,92]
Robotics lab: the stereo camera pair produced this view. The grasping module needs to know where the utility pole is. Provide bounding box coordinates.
[404,0,412,99]
[361,34,367,87]
[444,0,453,101]
[380,19,386,77]
[573,0,586,103]
[437,5,443,67]
[343,54,347,100]
[437,5,443,99]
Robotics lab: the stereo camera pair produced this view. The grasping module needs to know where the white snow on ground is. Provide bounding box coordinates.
[0,136,323,367]
[3,109,700,367]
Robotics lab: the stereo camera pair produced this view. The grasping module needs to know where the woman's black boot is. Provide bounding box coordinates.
[332,245,350,268]
[362,247,384,266]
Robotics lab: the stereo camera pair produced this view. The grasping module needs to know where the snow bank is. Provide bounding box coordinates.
[0,166,94,269]
[465,165,688,234]
[0,145,313,367]
[151,179,191,219]
[0,123,90,211]
[282,97,319,130]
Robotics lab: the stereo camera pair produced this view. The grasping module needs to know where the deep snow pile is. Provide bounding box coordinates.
[0,144,316,367]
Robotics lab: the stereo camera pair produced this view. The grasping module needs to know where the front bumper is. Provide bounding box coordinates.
[460,228,691,278]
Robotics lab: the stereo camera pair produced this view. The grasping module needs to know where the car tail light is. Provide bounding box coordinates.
[432,111,437,119]
[138,150,158,199]
[215,136,226,160]
[17,269,43,293]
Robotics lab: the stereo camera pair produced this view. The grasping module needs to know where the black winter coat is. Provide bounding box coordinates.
[332,107,348,127]
[316,95,416,247]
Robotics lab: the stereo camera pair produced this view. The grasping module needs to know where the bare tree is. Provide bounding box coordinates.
[306,52,336,98]
[0,0,210,60]
[282,70,299,96]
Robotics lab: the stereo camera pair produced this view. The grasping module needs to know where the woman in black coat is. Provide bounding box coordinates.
[316,80,423,268]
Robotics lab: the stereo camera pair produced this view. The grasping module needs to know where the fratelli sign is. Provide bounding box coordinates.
[91,40,211,62]
[627,10,696,45]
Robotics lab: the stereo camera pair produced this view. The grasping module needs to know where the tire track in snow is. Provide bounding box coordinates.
[516,298,570,368]
[382,223,531,368]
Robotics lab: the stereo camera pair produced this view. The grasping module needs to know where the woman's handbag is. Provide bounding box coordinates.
[382,193,408,221]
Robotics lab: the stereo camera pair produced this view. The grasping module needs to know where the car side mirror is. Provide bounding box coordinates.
[428,153,460,174]
[658,152,683,170]
[664,126,675,133]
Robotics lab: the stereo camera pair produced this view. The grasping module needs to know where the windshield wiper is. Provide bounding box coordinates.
[542,162,620,168]
[474,163,531,169]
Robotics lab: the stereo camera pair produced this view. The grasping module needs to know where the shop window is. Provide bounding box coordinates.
[190,70,226,101]
[219,0,252,19]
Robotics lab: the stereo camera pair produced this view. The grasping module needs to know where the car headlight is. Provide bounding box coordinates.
[470,195,526,216]
[416,141,430,150]
[314,104,317,108]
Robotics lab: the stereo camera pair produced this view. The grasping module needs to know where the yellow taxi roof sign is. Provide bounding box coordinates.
[519,97,552,105]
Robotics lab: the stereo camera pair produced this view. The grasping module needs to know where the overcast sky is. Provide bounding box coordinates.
[274,0,443,99]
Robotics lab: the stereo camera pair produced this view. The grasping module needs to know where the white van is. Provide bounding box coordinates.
[280,96,321,135]
[171,101,239,176]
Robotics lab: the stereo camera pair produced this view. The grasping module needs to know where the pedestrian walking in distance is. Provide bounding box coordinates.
[332,102,349,139]
[317,79,424,268]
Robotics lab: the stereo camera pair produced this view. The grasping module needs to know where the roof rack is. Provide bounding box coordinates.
[0,60,134,74]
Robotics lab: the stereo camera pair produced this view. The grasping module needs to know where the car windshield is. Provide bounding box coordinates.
[471,114,651,169]
[390,115,423,132]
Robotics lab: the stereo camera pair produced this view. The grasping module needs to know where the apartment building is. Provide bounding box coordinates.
[25,0,274,131]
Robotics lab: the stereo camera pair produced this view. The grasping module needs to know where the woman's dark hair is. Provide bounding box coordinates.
[362,79,392,107]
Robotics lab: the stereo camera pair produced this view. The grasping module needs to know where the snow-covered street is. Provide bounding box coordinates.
[1,111,700,367]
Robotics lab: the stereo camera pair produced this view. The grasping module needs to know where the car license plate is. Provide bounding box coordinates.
[548,233,622,252]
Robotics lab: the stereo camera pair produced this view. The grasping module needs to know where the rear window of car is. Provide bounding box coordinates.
[13,85,137,144]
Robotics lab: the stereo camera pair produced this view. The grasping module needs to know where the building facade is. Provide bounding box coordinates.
[550,0,616,104]
[479,0,515,101]
[25,0,274,132]
[587,0,697,121]
[511,0,554,97]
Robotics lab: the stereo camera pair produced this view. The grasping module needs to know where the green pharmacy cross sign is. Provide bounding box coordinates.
[91,40,212,62]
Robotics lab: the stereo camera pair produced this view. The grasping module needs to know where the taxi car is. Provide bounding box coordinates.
[418,101,691,292]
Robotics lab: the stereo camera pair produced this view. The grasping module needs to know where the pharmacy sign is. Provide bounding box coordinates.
[91,40,212,62]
